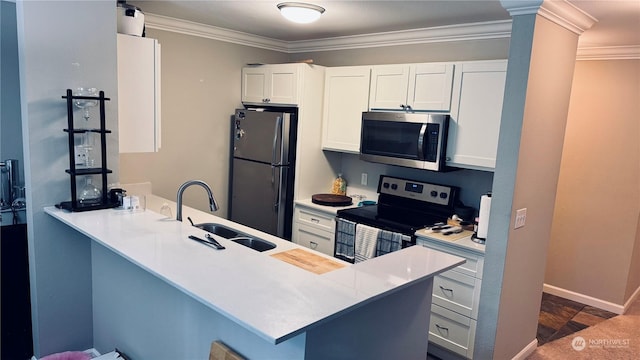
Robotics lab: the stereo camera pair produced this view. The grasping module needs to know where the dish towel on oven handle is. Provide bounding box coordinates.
[355,223,380,263]
[335,218,356,261]
[376,230,410,257]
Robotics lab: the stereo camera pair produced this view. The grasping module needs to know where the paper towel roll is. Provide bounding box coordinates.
[476,194,492,239]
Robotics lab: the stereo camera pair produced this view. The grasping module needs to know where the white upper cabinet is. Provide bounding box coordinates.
[117,34,161,153]
[446,60,507,171]
[369,63,454,112]
[242,64,300,106]
[321,66,371,153]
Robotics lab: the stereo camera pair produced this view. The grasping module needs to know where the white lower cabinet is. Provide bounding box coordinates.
[417,236,484,359]
[429,304,477,357]
[292,205,337,256]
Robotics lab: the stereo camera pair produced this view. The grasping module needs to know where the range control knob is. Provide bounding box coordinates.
[439,192,448,199]
[430,190,438,197]
[391,184,398,190]
[383,182,390,189]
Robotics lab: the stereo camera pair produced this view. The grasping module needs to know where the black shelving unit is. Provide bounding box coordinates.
[58,89,118,211]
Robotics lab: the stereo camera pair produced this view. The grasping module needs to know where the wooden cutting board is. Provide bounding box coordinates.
[418,229,474,242]
[311,193,352,206]
[271,248,346,274]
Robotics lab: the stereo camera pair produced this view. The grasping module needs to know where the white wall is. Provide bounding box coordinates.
[16,1,118,356]
[119,28,289,218]
[546,59,640,305]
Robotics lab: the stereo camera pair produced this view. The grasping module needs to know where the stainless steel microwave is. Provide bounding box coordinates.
[360,112,449,171]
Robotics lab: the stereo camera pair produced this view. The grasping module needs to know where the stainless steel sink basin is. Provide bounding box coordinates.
[231,237,276,252]
[193,223,239,239]
[192,222,276,252]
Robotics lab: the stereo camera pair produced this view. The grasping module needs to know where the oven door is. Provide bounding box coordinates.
[334,216,415,264]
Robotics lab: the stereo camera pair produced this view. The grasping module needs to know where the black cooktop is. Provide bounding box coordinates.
[336,175,459,235]
[337,204,449,235]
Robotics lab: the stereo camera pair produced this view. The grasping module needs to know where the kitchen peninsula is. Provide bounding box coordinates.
[45,195,464,359]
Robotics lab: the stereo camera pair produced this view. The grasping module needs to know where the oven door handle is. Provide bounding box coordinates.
[417,123,427,160]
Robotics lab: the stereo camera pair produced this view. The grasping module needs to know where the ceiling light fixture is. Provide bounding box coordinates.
[277,2,325,24]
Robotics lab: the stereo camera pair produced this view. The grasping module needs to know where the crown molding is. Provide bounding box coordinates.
[145,12,636,60]
[501,0,597,35]
[145,13,511,53]
[284,21,513,53]
[576,46,640,61]
[145,13,290,52]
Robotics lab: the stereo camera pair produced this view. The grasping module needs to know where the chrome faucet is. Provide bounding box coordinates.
[176,180,219,221]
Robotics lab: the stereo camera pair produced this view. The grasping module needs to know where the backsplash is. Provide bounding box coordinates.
[339,153,493,215]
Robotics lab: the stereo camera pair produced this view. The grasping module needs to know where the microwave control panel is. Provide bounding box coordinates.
[378,175,457,207]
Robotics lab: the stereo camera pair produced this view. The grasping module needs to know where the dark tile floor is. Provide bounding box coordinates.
[536,292,617,345]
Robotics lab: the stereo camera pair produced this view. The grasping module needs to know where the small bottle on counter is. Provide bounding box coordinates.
[331,173,347,196]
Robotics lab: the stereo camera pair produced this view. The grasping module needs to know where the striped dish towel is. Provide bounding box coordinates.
[355,223,380,263]
[376,230,410,257]
[335,218,356,262]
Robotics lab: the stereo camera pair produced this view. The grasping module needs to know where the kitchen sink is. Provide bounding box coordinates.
[192,222,276,252]
[193,223,240,239]
[231,237,276,252]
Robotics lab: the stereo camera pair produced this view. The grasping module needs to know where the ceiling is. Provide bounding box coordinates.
[128,1,640,48]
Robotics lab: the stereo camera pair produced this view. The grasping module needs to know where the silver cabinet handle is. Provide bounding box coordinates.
[439,285,454,294]
[399,104,406,109]
[310,218,320,223]
[310,241,318,249]
[406,105,412,111]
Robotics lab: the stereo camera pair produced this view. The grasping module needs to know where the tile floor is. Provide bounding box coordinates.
[536,292,617,345]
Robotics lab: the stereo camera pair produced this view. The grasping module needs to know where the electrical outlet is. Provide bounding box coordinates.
[361,173,368,186]
[515,208,527,229]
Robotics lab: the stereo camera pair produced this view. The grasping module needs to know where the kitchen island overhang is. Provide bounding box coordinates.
[45,203,464,358]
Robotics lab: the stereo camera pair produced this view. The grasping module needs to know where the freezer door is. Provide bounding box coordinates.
[233,109,291,165]
[230,158,285,237]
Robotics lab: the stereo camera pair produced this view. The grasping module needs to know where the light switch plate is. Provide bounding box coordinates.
[515,208,527,229]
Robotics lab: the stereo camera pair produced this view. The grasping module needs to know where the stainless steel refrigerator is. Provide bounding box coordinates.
[230,108,297,240]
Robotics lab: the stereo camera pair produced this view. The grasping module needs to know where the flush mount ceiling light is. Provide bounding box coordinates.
[277,2,325,24]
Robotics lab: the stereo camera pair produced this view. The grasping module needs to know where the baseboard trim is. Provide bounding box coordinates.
[543,284,624,314]
[623,286,640,314]
[511,338,538,360]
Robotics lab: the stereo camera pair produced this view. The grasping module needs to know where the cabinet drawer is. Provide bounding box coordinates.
[417,238,484,279]
[429,304,476,358]
[433,270,481,319]
[294,223,335,256]
[295,208,336,232]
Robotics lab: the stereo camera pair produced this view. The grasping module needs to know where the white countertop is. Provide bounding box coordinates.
[415,228,486,254]
[294,198,360,215]
[45,195,463,344]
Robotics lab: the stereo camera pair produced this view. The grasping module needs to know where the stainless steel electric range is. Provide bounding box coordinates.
[335,175,460,262]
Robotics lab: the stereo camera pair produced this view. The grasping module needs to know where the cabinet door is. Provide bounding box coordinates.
[293,223,335,256]
[369,65,410,110]
[241,67,268,104]
[408,63,454,111]
[429,304,477,358]
[267,64,299,105]
[117,34,161,153]
[322,66,371,153]
[446,60,507,171]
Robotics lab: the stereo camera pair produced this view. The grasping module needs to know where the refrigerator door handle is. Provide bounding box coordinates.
[271,116,283,166]
[271,116,283,185]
